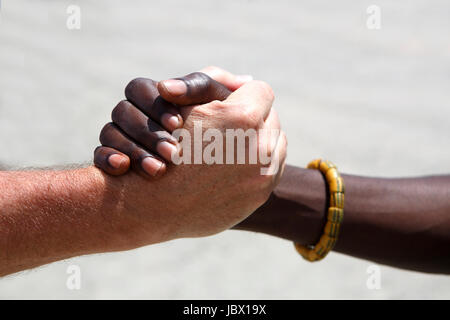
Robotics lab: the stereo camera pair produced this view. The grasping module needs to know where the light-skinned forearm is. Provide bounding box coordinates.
[0,166,151,276]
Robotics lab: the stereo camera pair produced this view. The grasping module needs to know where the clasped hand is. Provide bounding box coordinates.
[92,66,287,247]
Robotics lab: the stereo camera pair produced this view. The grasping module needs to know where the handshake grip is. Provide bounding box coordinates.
[94,72,233,177]
[163,72,232,105]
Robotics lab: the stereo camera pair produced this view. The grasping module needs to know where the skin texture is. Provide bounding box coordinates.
[0,69,286,276]
[236,166,450,274]
[94,70,242,177]
[108,79,288,240]
[100,66,450,274]
[0,167,124,276]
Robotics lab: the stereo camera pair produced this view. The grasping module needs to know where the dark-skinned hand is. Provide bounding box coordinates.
[94,66,253,177]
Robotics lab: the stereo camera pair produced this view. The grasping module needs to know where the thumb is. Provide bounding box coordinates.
[157,72,232,106]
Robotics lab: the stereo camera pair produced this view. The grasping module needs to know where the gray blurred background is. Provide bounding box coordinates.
[0,0,449,299]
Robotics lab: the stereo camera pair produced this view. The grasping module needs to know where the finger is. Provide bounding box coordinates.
[263,108,281,131]
[99,122,166,178]
[225,80,275,121]
[124,77,183,131]
[94,146,130,176]
[199,66,253,91]
[157,72,232,106]
[258,109,282,161]
[271,130,287,185]
[259,123,287,181]
[111,100,178,162]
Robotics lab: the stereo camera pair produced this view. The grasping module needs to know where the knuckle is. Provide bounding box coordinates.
[130,148,146,161]
[194,100,224,118]
[237,107,260,129]
[185,72,211,92]
[125,77,144,95]
[93,146,105,160]
[99,122,115,142]
[135,123,154,143]
[221,103,259,129]
[111,100,131,122]
[94,145,102,155]
[254,80,275,102]
[135,128,147,142]
[193,106,215,120]
[190,71,210,80]
[124,77,154,99]
[208,99,226,111]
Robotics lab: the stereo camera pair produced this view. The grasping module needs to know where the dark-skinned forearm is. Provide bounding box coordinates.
[234,165,450,274]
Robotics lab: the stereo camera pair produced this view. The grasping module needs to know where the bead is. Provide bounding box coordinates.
[324,222,341,238]
[294,243,309,257]
[330,192,345,209]
[319,160,336,173]
[295,159,344,262]
[322,235,337,250]
[329,176,345,193]
[325,168,340,183]
[327,207,344,223]
[308,249,322,261]
[307,159,321,170]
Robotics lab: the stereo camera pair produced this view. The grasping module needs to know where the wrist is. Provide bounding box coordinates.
[234,165,327,245]
[96,167,178,250]
[84,167,152,252]
[80,166,134,252]
[48,166,135,255]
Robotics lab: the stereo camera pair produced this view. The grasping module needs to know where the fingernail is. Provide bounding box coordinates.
[161,113,180,131]
[157,141,178,161]
[141,157,163,176]
[235,75,253,83]
[108,154,127,169]
[161,79,187,96]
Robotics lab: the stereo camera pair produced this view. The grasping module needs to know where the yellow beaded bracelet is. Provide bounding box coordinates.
[294,159,345,262]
